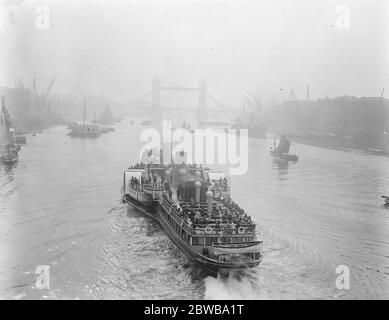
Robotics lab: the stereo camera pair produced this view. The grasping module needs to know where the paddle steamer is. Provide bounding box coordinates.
[121,161,262,269]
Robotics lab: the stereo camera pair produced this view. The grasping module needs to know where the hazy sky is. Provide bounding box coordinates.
[0,0,388,107]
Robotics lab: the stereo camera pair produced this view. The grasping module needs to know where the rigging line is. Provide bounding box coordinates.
[128,90,151,106]
[206,93,234,112]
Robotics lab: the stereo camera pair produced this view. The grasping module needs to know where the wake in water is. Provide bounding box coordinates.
[204,270,261,300]
[91,204,205,299]
[93,204,368,300]
[203,224,355,300]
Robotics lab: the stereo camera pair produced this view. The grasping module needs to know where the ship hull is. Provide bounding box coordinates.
[286,132,388,152]
[68,132,101,138]
[270,151,299,162]
[0,153,19,164]
[122,195,261,269]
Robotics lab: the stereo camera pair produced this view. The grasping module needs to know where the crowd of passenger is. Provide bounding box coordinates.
[162,192,254,235]
[128,162,146,169]
[129,176,142,191]
[209,177,230,194]
[185,163,211,171]
[129,172,165,191]
[127,163,252,234]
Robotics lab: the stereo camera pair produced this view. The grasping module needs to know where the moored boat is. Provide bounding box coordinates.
[68,99,102,138]
[1,96,20,164]
[121,162,262,269]
[0,145,19,164]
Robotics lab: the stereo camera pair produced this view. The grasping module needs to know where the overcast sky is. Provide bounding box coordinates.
[0,0,388,107]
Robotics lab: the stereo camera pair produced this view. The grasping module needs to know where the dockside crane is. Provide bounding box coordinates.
[43,74,56,103]
[241,89,264,121]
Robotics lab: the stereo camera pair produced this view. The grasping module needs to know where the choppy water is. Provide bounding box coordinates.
[1,119,388,299]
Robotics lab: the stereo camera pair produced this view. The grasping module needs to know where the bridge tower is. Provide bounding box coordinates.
[151,77,161,123]
[197,79,207,123]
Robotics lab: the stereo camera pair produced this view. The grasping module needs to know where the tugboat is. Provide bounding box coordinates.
[1,96,19,165]
[121,157,262,269]
[271,136,299,162]
[68,99,102,138]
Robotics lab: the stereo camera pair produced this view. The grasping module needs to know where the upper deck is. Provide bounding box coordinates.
[124,163,255,236]
[160,193,255,236]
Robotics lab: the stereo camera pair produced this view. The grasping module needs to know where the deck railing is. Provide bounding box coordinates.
[160,196,256,236]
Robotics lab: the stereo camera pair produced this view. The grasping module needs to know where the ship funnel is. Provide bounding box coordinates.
[195,181,201,203]
[206,189,213,215]
[165,170,171,183]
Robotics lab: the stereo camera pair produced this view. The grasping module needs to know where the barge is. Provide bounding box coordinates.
[1,96,19,165]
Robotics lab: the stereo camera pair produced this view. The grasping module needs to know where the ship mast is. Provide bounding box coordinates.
[83,98,86,132]
[170,125,173,165]
[1,95,12,143]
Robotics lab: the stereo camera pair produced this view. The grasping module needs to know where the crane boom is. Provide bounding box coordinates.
[43,74,56,101]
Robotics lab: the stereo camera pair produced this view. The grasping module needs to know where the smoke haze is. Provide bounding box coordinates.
[0,0,388,106]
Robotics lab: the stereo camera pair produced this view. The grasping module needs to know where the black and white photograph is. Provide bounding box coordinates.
[0,0,388,302]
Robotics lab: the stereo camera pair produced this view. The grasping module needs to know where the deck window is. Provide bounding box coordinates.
[222,237,231,243]
[192,237,204,246]
[205,237,218,246]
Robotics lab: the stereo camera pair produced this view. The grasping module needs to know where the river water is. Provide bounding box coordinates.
[0,119,388,299]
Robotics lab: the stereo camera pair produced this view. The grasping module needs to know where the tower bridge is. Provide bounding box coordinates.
[129,78,235,123]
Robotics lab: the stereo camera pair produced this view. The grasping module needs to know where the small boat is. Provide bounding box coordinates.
[271,136,299,162]
[121,161,262,269]
[0,146,19,164]
[100,127,114,133]
[68,99,102,138]
[68,126,101,138]
[1,96,20,164]
[382,195,389,208]
[274,153,299,162]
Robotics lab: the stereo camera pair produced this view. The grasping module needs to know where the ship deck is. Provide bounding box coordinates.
[122,192,261,269]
